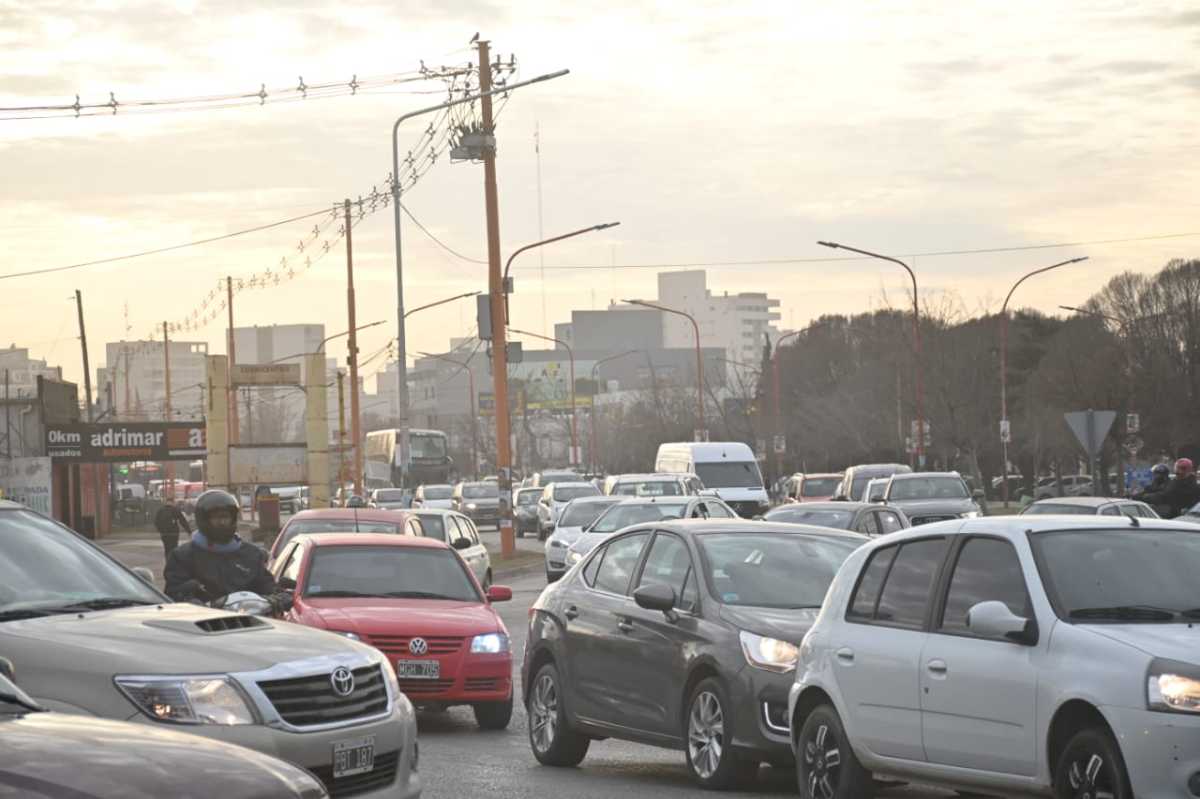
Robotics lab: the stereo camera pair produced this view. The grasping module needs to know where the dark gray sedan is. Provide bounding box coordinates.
[523,520,864,789]
[764,501,909,536]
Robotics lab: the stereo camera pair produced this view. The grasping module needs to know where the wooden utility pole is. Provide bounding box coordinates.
[344,199,364,497]
[74,290,103,537]
[4,369,10,460]
[163,322,175,502]
[226,276,239,444]
[337,370,348,495]
[478,39,514,557]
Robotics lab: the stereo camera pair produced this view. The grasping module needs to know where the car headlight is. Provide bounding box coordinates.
[115,676,257,725]
[467,502,478,510]
[739,631,799,673]
[961,511,981,519]
[566,550,583,565]
[470,633,510,654]
[1149,659,1200,713]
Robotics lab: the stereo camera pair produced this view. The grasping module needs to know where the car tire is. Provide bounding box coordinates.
[796,704,873,799]
[473,695,513,731]
[527,663,590,767]
[1052,727,1132,799]
[683,677,758,789]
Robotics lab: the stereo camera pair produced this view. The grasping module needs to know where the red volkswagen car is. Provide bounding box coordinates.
[270,533,515,730]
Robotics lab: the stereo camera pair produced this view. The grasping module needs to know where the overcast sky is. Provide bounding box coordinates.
[2,0,1198,390]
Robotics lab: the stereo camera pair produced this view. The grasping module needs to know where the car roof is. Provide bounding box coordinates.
[297,532,449,550]
[286,508,411,523]
[800,472,844,479]
[601,496,694,506]
[848,463,909,471]
[566,495,623,504]
[770,501,875,511]
[875,514,1196,544]
[1028,496,1128,507]
[457,481,494,487]
[547,481,598,488]
[410,508,464,517]
[654,518,868,542]
[889,471,961,480]
[610,473,689,481]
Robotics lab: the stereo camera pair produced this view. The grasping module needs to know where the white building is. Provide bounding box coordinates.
[100,340,208,421]
[0,346,62,399]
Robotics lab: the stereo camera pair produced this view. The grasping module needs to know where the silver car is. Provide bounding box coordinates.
[543,496,623,582]
[879,471,982,526]
[790,515,1200,799]
[0,501,420,799]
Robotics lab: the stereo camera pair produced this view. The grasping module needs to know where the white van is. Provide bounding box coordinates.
[654,441,768,518]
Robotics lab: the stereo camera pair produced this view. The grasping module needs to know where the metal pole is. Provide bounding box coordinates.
[344,199,363,497]
[163,322,174,502]
[4,369,10,459]
[74,290,102,536]
[226,276,238,444]
[624,300,705,439]
[337,370,347,497]
[771,329,802,481]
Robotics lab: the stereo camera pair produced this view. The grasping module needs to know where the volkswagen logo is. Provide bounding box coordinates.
[409,637,429,656]
[330,666,355,697]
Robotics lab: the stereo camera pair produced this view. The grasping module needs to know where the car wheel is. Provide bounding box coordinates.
[1052,727,1132,799]
[796,704,873,799]
[473,695,513,730]
[684,677,758,789]
[527,663,590,767]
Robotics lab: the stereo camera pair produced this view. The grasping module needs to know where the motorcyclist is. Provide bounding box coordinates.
[163,489,286,609]
[345,494,367,508]
[1134,463,1171,500]
[1142,458,1200,518]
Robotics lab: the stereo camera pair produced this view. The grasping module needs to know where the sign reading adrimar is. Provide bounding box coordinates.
[45,422,207,462]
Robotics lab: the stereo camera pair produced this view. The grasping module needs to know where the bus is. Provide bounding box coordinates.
[364,428,453,488]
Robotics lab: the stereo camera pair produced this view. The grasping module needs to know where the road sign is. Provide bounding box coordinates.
[231,363,301,386]
[1126,412,1140,434]
[773,435,786,454]
[1064,410,1116,459]
[999,419,1011,444]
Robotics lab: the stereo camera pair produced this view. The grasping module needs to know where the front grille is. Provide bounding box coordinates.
[397,678,455,697]
[464,677,501,692]
[371,635,463,655]
[195,615,268,633]
[311,750,399,799]
[258,665,388,727]
[911,515,956,526]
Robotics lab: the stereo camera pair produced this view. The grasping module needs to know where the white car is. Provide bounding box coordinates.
[412,484,454,510]
[535,482,601,539]
[602,472,702,497]
[542,496,623,582]
[789,514,1200,799]
[410,509,493,589]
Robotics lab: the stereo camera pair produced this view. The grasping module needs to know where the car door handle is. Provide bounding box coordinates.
[564,606,579,620]
[617,620,634,634]
[927,659,948,675]
[835,647,855,664]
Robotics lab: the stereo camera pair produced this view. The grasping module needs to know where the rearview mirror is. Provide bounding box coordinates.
[452,537,472,551]
[133,567,155,584]
[487,585,513,603]
[967,600,1036,645]
[634,583,677,616]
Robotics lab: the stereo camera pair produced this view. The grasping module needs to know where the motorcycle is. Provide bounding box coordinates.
[209,591,292,617]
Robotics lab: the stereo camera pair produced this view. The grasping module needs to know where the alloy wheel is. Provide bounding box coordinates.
[803,722,843,799]
[529,674,559,753]
[1066,752,1116,799]
[687,690,725,779]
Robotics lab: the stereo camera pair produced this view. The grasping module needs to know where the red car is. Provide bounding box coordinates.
[268,508,424,564]
[270,532,515,730]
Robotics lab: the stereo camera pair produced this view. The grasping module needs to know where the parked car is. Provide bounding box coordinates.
[269,508,423,563]
[513,487,544,537]
[833,463,912,502]
[0,668,329,798]
[409,509,493,588]
[536,481,603,539]
[452,481,501,527]
[1034,474,1095,500]
[0,500,421,799]
[412,484,454,510]
[655,441,769,517]
[764,501,909,536]
[879,471,982,525]
[370,487,413,510]
[563,496,737,569]
[273,533,514,731]
[789,515,1200,799]
[524,520,865,788]
[787,473,844,503]
[1022,496,1160,518]
[603,472,703,497]
[544,496,624,582]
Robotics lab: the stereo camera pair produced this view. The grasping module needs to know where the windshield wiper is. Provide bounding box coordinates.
[52,598,155,613]
[0,692,41,713]
[383,591,459,600]
[1069,605,1178,621]
[0,608,54,622]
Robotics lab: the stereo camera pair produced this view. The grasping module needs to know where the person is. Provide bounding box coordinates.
[1135,463,1172,499]
[153,500,191,560]
[1142,458,1200,518]
[345,494,367,508]
[164,489,282,607]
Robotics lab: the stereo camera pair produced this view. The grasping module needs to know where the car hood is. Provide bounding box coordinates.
[568,531,614,555]
[0,712,321,799]
[1,603,369,674]
[548,526,586,546]
[1080,622,1200,662]
[304,597,503,638]
[719,605,820,644]
[888,498,977,515]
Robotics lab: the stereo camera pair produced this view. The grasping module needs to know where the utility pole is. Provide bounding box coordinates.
[4,369,10,460]
[163,322,174,502]
[74,290,102,537]
[344,199,364,497]
[337,370,347,494]
[226,276,239,444]
[479,39,515,557]
[123,345,131,420]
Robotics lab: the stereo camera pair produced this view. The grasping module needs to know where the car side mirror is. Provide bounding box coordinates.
[967,600,1036,645]
[0,657,15,682]
[278,576,297,591]
[486,585,513,603]
[133,567,156,584]
[634,583,678,620]
[452,537,472,551]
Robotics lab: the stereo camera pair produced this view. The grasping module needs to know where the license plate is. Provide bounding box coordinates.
[396,659,440,679]
[332,736,375,779]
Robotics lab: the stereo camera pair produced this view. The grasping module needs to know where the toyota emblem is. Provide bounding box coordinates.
[409,637,429,656]
[330,666,355,697]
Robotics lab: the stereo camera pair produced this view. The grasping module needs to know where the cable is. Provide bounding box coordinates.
[402,204,487,264]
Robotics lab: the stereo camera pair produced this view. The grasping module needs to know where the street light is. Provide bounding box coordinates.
[587,349,639,473]
[624,299,706,440]
[818,241,925,466]
[267,320,388,363]
[404,291,481,319]
[502,222,620,323]
[996,257,1088,506]
[419,350,479,479]
[508,327,579,467]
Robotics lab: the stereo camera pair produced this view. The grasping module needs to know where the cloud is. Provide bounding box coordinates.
[1099,59,1172,75]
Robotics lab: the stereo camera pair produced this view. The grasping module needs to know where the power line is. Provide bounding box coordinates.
[402,204,487,264]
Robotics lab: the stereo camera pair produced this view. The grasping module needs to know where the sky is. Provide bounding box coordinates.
[1,0,1198,391]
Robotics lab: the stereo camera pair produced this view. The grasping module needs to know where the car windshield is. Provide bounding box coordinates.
[801,477,841,497]
[850,475,881,500]
[889,476,968,501]
[0,509,163,618]
[516,491,540,506]
[277,519,400,551]
[699,533,858,609]
[374,489,406,502]
[589,502,690,533]
[764,507,856,529]
[422,485,453,500]
[415,514,446,541]
[410,434,447,460]
[1024,503,1099,516]
[559,500,620,528]
[613,480,683,497]
[305,546,479,602]
[1033,529,1200,622]
[695,462,763,489]
[554,485,599,502]
[463,484,499,499]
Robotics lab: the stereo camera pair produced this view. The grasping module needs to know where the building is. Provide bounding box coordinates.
[0,346,63,401]
[99,340,208,421]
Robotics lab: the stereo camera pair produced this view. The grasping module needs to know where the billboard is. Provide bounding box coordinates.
[509,360,594,411]
[0,457,52,514]
[45,422,206,462]
[231,363,302,386]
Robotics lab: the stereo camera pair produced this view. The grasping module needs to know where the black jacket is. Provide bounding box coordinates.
[163,540,276,602]
[154,505,191,536]
[1143,474,1200,518]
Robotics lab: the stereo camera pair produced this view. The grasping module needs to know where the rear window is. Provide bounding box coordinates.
[415,515,447,541]
[559,500,620,528]
[516,490,540,506]
[277,518,400,551]
[463,483,499,499]
[554,485,599,502]
[374,489,406,502]
[422,485,452,500]
[801,477,840,497]
[695,462,763,489]
[590,502,690,533]
[614,480,683,497]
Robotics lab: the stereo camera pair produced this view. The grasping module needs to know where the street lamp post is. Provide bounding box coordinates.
[587,349,639,473]
[404,291,481,320]
[502,222,620,324]
[267,320,388,364]
[771,329,803,480]
[625,299,706,440]
[419,350,479,480]
[997,257,1088,506]
[509,327,579,467]
[818,241,925,466]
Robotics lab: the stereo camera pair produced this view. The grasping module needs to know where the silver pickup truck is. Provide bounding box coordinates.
[0,500,420,799]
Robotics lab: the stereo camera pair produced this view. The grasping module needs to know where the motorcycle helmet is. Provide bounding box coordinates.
[345,495,367,508]
[195,489,240,544]
[1176,458,1196,477]
[1152,463,1171,477]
